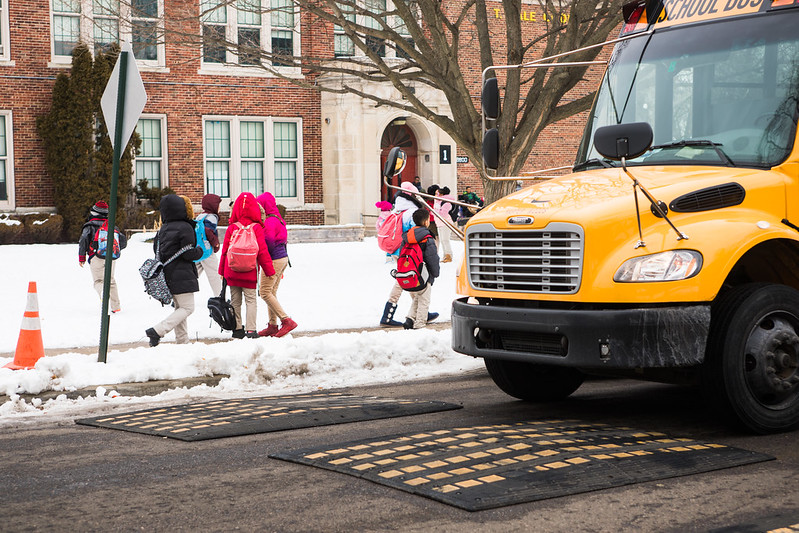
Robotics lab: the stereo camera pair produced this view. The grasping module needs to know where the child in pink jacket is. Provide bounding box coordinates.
[218,192,275,338]
[255,192,297,338]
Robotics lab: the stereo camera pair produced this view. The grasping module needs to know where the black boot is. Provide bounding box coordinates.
[403,318,414,330]
[232,328,246,339]
[380,302,403,327]
[427,312,439,323]
[145,328,160,347]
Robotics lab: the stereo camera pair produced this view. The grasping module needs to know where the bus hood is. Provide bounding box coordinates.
[470,166,773,230]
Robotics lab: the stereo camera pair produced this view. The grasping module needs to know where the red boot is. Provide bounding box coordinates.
[275,317,298,338]
[258,324,279,337]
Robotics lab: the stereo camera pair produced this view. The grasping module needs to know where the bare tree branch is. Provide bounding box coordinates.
[108,0,624,202]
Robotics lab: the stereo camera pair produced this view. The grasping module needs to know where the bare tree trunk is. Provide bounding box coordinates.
[483,177,517,205]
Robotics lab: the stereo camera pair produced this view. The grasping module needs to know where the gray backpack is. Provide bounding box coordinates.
[139,240,194,306]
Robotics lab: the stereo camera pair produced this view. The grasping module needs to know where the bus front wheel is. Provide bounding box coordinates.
[704,283,799,433]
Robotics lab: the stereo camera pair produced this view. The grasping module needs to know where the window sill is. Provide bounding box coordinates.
[138,65,170,74]
[48,60,166,72]
[0,60,15,67]
[198,65,303,79]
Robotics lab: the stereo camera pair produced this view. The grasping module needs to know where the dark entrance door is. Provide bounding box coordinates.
[380,124,417,202]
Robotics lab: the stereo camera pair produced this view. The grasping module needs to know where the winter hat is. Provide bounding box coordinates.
[201,193,222,215]
[90,201,109,217]
[375,201,392,211]
[400,181,417,193]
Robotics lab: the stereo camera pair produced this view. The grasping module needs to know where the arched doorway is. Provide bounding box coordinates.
[380,123,417,202]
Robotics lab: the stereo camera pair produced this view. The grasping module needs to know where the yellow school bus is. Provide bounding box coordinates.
[452,0,799,433]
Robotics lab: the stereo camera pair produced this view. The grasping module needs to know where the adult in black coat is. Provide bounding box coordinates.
[145,194,204,347]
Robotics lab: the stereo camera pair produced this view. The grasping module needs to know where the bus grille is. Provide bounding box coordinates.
[466,223,583,294]
[497,330,568,356]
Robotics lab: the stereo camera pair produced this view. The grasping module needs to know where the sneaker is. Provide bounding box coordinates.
[145,328,160,347]
[427,312,439,323]
[111,308,121,313]
[258,324,280,337]
[232,329,246,339]
[245,330,259,339]
[274,317,298,338]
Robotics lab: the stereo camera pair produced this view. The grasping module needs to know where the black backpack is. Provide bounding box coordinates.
[208,280,236,331]
[448,203,460,223]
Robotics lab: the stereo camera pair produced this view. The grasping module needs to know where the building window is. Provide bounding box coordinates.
[333,0,414,59]
[364,0,386,57]
[205,119,231,198]
[201,0,227,64]
[333,5,355,58]
[201,0,300,69]
[271,0,294,66]
[0,0,10,61]
[52,0,81,57]
[134,116,167,189]
[50,0,164,65]
[240,121,265,195]
[0,112,13,206]
[203,116,302,203]
[273,121,297,197]
[93,0,119,54]
[132,0,159,61]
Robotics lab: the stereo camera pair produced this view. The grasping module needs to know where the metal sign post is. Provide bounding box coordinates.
[98,42,147,363]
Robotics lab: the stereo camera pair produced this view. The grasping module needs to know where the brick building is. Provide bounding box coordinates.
[0,1,599,225]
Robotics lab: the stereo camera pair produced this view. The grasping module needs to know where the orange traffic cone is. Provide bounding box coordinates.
[4,281,45,370]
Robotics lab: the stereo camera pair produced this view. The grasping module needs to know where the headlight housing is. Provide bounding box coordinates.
[614,250,703,282]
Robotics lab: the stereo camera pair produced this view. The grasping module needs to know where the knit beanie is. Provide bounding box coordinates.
[90,201,109,218]
[400,181,417,193]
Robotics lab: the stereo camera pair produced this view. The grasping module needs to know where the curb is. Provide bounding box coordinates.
[2,375,228,405]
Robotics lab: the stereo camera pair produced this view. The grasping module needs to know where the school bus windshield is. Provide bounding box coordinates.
[577,10,799,170]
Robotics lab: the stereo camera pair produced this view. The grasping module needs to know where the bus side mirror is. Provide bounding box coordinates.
[382,146,407,177]
[482,128,499,170]
[482,78,500,120]
[594,122,653,160]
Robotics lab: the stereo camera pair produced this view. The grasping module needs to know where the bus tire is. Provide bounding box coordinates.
[484,358,584,401]
[704,283,799,433]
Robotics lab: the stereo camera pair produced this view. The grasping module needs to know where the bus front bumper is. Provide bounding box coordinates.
[451,297,711,369]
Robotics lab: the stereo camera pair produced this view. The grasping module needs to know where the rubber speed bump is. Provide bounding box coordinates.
[75,392,461,441]
[270,420,773,511]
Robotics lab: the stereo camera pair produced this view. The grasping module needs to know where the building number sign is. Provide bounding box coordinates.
[440,145,451,164]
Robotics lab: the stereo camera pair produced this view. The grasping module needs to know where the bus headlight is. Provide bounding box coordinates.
[614,250,703,282]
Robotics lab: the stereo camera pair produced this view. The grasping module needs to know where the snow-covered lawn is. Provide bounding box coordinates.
[0,234,482,426]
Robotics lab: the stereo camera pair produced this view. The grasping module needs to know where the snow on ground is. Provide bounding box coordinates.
[0,234,482,427]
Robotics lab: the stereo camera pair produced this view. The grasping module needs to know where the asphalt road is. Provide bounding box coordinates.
[2,368,798,532]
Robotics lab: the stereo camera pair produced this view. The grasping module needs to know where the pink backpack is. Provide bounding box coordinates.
[227,222,259,272]
[377,212,404,253]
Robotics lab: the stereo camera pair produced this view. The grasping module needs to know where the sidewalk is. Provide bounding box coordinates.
[1,322,452,405]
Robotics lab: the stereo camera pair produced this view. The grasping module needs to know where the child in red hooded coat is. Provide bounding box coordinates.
[218,192,275,338]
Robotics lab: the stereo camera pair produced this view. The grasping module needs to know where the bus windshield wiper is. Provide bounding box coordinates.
[650,140,736,166]
[573,158,615,172]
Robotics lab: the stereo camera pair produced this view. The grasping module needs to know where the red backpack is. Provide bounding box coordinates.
[391,228,429,291]
[377,212,404,253]
[227,222,259,272]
